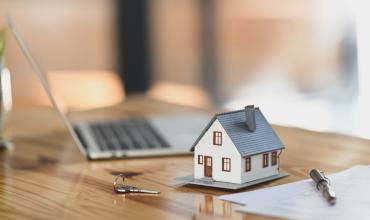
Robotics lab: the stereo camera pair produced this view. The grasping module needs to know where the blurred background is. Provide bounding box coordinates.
[0,0,369,139]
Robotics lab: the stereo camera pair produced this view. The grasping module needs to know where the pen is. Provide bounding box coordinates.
[309,169,336,205]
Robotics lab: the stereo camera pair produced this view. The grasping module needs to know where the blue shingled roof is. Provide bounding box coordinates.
[191,108,284,157]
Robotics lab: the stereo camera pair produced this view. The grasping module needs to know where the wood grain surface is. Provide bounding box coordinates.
[1,96,370,220]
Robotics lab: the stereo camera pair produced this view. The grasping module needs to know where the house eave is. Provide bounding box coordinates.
[241,146,285,157]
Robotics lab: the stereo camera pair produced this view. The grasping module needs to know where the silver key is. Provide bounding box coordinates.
[115,185,160,194]
[113,174,160,194]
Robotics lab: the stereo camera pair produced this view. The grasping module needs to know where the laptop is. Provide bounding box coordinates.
[8,17,209,160]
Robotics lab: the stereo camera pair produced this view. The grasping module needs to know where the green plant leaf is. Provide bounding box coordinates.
[0,27,6,60]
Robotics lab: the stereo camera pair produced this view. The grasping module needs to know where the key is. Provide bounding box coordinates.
[113,174,160,194]
[115,185,160,194]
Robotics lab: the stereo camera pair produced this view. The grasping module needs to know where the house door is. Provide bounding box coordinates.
[204,156,212,177]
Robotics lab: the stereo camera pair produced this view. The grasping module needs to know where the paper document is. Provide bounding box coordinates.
[219,165,370,220]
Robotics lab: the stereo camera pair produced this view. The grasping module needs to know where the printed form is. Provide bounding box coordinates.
[219,165,370,220]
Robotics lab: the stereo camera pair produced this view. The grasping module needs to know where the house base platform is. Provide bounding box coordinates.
[174,173,289,190]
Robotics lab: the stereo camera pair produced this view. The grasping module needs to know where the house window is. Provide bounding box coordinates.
[263,153,269,168]
[198,155,203,164]
[222,158,231,172]
[213,131,222,146]
[245,157,251,172]
[271,151,277,165]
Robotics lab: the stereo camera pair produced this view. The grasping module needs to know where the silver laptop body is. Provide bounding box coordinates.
[8,17,208,160]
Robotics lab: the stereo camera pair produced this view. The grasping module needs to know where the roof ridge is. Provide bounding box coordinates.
[216,107,260,117]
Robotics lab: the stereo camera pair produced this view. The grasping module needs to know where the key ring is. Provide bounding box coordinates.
[113,174,126,191]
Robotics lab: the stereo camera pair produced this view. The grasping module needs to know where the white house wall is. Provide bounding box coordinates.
[241,150,281,183]
[194,119,242,184]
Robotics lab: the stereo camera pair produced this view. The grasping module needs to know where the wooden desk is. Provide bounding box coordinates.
[1,97,370,220]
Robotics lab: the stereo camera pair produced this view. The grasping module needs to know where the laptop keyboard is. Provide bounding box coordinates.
[86,118,170,151]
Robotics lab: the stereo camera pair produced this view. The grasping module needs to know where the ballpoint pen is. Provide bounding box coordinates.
[309,169,336,205]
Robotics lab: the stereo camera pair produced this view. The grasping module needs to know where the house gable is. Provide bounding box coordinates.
[193,119,241,156]
[193,119,242,183]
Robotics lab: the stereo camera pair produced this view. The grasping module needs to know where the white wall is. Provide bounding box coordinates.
[194,119,242,184]
[241,150,281,183]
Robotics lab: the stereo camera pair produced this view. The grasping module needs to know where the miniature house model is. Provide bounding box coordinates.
[191,105,284,184]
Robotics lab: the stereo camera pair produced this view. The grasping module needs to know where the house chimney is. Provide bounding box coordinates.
[245,105,256,132]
